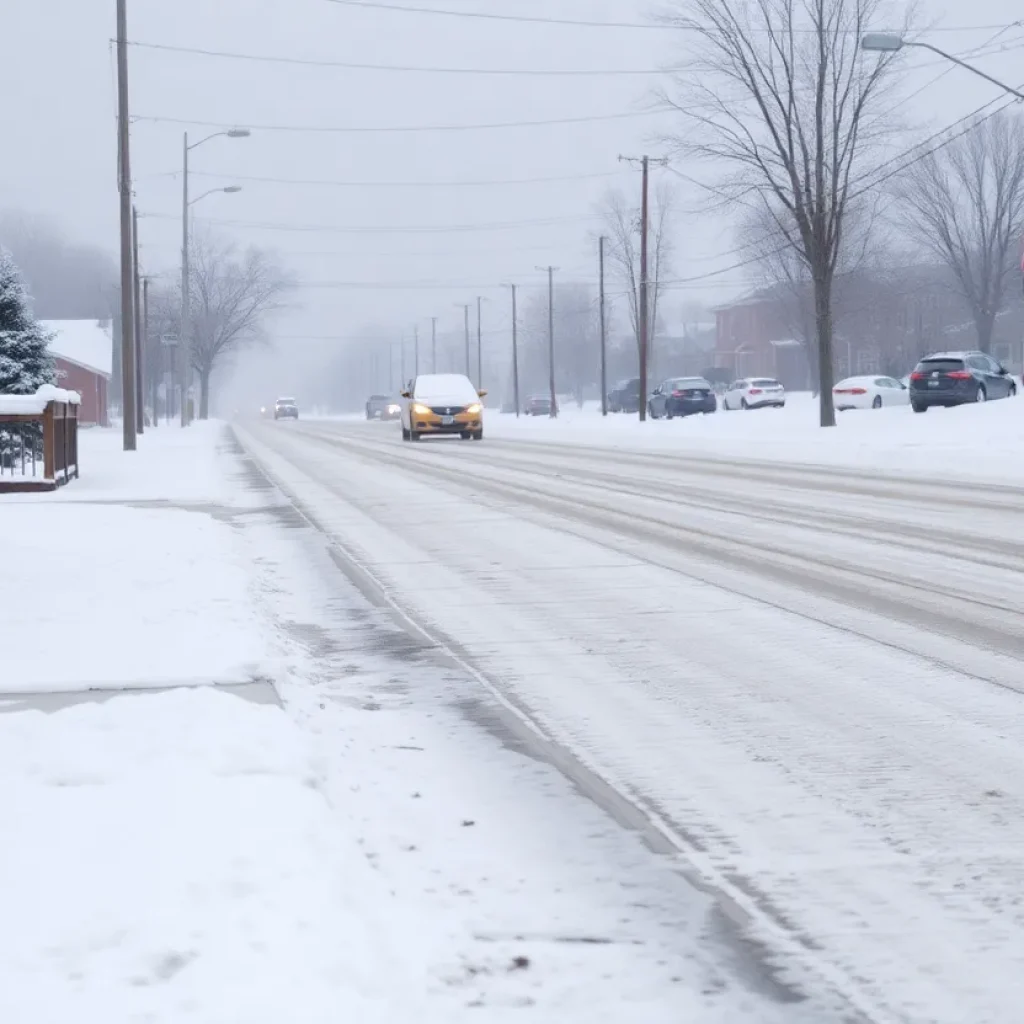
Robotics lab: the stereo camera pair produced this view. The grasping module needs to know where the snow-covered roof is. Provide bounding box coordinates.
[42,319,114,378]
[0,384,81,414]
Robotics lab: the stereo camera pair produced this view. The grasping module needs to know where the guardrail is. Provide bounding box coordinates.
[0,389,80,493]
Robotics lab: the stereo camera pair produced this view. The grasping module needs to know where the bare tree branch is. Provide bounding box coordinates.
[896,113,1024,353]
[661,0,906,426]
[186,228,293,418]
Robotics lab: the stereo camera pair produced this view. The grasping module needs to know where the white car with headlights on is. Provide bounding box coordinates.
[401,373,486,441]
[832,375,910,411]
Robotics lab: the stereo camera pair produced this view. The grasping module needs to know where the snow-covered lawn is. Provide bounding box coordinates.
[487,391,1024,480]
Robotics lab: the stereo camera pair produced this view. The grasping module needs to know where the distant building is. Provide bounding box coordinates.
[43,319,113,426]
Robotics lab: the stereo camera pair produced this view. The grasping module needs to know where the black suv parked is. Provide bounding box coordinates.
[908,351,1016,412]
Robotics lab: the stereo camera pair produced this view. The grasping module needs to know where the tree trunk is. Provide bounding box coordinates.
[813,273,837,427]
[199,367,212,420]
[975,310,996,354]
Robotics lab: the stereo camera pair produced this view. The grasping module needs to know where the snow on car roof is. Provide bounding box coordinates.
[413,373,480,400]
[42,320,114,378]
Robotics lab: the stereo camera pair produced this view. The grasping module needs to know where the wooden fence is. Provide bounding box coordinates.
[0,400,80,493]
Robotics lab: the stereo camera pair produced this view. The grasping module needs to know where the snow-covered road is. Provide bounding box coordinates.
[237,418,1024,1024]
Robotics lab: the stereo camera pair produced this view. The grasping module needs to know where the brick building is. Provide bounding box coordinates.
[43,320,113,426]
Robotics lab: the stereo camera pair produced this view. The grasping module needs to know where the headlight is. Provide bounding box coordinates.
[412,403,431,415]
[388,404,400,414]
[466,403,482,415]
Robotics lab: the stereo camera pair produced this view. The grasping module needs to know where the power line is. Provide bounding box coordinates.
[132,109,663,134]
[323,0,1011,34]
[144,168,627,188]
[124,39,676,75]
[143,211,599,234]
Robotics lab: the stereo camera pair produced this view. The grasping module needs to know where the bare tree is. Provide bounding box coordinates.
[663,0,904,426]
[600,182,675,371]
[187,230,292,418]
[896,113,1024,354]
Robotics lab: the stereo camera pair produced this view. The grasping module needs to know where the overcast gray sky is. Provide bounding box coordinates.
[2,0,1022,401]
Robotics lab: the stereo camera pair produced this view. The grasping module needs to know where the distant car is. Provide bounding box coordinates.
[274,397,298,420]
[722,378,786,410]
[524,395,556,416]
[401,373,485,441]
[366,394,401,420]
[908,351,1016,412]
[607,377,641,413]
[648,377,716,419]
[833,375,910,411]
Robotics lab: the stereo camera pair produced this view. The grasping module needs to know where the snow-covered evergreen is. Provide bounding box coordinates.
[0,247,55,395]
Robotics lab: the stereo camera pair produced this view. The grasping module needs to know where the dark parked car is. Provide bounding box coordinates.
[524,395,557,416]
[607,377,641,413]
[648,377,717,419]
[908,351,1017,412]
[366,395,402,420]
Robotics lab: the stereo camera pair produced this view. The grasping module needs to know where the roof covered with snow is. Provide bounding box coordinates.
[42,320,114,378]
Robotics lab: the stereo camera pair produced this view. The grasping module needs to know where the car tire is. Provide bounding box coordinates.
[409,430,420,441]
[401,425,410,441]
[912,402,927,414]
[872,395,882,409]
[741,398,749,410]
[473,430,483,441]
[976,385,987,403]
[665,406,674,420]
[1010,382,1018,397]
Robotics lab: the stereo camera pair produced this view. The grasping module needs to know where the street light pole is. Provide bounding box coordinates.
[179,128,249,426]
[431,316,438,372]
[115,0,136,451]
[457,303,471,376]
[861,34,1024,100]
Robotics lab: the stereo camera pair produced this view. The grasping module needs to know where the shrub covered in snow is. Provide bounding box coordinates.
[0,247,55,396]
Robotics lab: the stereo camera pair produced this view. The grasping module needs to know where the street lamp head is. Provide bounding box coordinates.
[861,32,904,52]
[222,186,243,194]
[226,128,251,138]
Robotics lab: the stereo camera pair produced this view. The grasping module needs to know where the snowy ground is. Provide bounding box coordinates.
[0,423,828,1023]
[481,390,1024,480]
[236,411,1024,1024]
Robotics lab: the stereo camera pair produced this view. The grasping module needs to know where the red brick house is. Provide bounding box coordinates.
[713,293,810,388]
[43,320,113,426]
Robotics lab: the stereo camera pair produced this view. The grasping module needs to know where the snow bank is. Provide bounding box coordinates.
[489,391,1024,481]
[0,384,81,415]
[0,688,433,1024]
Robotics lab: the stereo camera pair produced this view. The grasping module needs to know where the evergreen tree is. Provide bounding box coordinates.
[0,247,55,395]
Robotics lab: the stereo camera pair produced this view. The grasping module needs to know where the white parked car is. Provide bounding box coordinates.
[832,375,910,411]
[722,378,786,410]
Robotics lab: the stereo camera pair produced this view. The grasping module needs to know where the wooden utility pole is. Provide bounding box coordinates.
[536,266,559,417]
[430,316,437,372]
[115,0,137,450]
[476,296,483,389]
[132,205,144,435]
[638,155,650,422]
[619,154,667,422]
[505,284,520,417]
[143,276,155,428]
[459,303,471,376]
[599,235,608,416]
[414,324,420,377]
